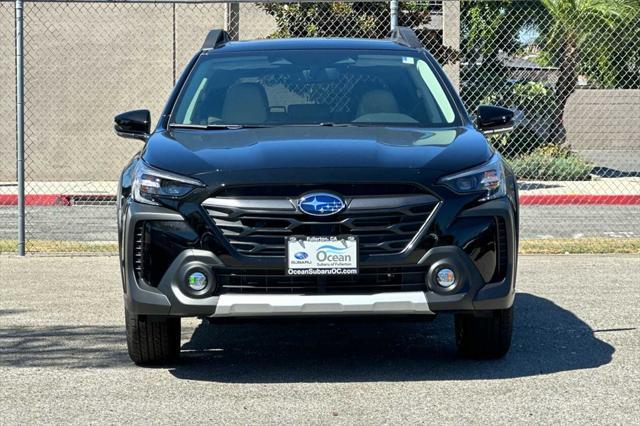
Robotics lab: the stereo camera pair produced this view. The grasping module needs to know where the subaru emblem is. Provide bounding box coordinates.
[294,251,309,260]
[297,192,345,216]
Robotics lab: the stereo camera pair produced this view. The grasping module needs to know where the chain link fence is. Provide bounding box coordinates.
[0,0,639,254]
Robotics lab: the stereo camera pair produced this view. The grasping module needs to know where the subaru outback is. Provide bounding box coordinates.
[115,27,518,365]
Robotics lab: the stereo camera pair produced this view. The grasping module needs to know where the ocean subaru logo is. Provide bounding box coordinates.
[315,244,352,262]
[316,244,348,253]
[297,193,345,216]
[294,251,309,260]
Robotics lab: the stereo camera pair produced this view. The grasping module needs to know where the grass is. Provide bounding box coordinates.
[0,240,117,254]
[2,238,639,255]
[519,238,640,254]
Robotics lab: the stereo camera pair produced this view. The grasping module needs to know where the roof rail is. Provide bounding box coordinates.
[202,29,231,50]
[389,26,423,49]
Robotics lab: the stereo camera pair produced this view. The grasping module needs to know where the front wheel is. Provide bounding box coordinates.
[455,307,513,359]
[125,308,181,365]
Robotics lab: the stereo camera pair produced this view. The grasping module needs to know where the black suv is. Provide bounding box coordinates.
[115,28,518,365]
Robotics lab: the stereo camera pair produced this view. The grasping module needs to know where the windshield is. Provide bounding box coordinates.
[170,50,460,128]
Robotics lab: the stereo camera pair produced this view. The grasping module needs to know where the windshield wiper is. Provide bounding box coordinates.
[169,123,271,130]
[279,122,361,127]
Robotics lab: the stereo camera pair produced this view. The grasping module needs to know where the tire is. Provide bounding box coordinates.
[455,307,513,359]
[125,308,181,365]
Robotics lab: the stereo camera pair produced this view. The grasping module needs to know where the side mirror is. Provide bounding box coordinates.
[114,109,151,141]
[476,105,515,135]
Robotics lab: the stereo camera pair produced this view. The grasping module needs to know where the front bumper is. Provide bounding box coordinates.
[121,197,517,317]
[214,292,432,317]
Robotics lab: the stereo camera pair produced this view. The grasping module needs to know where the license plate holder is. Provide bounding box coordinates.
[286,236,358,275]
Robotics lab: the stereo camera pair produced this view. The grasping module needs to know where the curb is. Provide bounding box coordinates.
[2,194,640,206]
[519,194,640,205]
[0,194,116,206]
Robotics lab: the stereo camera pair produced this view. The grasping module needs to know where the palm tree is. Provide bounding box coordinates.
[538,0,636,141]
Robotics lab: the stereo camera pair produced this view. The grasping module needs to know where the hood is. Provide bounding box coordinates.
[142,126,492,185]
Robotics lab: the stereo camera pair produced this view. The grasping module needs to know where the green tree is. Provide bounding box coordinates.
[577,0,640,88]
[537,0,637,139]
[459,1,546,111]
[259,2,393,39]
[258,2,456,64]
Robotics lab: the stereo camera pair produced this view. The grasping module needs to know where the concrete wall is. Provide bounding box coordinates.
[442,0,460,90]
[18,2,175,182]
[0,2,638,182]
[564,90,640,151]
[1,2,16,181]
[0,2,277,182]
[564,89,640,173]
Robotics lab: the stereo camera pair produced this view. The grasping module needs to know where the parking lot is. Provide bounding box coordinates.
[0,254,638,424]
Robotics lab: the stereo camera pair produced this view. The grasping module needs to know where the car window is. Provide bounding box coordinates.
[171,50,460,127]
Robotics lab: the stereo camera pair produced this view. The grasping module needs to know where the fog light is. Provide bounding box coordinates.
[436,268,456,288]
[187,271,207,291]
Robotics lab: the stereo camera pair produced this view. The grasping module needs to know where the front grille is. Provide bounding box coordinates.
[202,189,439,257]
[217,267,426,294]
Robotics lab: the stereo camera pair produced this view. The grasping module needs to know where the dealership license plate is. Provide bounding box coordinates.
[286,236,358,275]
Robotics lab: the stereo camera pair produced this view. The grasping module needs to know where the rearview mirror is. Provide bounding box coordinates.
[476,105,515,135]
[114,109,151,141]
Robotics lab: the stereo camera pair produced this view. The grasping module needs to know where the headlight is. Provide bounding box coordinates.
[438,153,506,202]
[132,161,204,205]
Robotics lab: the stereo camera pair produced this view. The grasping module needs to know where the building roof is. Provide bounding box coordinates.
[503,56,558,71]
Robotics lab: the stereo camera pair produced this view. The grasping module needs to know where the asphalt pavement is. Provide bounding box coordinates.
[0,254,638,424]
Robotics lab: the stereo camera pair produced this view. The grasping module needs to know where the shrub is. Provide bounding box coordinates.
[483,81,559,158]
[489,127,548,159]
[510,81,556,116]
[508,144,593,181]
